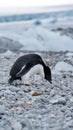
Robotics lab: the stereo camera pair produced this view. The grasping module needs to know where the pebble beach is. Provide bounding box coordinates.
[0,51,73,130]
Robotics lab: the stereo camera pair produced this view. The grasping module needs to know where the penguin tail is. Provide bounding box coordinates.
[8,76,22,84]
[8,77,14,84]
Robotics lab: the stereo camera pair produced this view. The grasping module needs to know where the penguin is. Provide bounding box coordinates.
[8,53,52,85]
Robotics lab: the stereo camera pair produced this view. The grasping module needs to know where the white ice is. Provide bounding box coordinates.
[0,22,73,51]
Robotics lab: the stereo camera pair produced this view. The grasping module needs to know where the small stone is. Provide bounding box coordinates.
[63,75,66,78]
[66,117,72,121]
[4,125,12,130]
[32,92,40,96]
[14,101,24,107]
[65,110,72,117]
[21,102,33,108]
[11,121,22,130]
[50,114,56,118]
[5,90,11,94]
[61,106,67,112]
[70,97,73,102]
[50,90,57,97]
[66,120,73,127]
[50,97,66,105]
[0,105,5,114]
[0,116,2,119]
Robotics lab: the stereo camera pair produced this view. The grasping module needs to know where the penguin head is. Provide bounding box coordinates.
[44,66,52,84]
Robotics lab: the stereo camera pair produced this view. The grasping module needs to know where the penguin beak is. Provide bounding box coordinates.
[45,75,52,84]
[45,77,52,84]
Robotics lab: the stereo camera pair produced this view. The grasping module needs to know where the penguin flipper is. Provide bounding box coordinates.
[16,63,32,77]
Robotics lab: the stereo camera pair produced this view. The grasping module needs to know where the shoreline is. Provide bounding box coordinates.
[0,20,73,29]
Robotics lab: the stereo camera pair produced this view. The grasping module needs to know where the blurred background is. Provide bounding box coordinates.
[0,0,73,52]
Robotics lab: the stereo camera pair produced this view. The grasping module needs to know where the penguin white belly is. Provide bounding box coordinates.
[22,64,44,83]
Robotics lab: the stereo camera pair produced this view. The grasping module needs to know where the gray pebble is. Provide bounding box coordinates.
[11,121,22,130]
[50,97,66,105]
[0,105,5,114]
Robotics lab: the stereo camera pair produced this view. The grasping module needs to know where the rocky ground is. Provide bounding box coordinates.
[0,50,73,130]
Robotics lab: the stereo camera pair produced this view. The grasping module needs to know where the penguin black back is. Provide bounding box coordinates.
[8,53,52,84]
[10,54,43,75]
